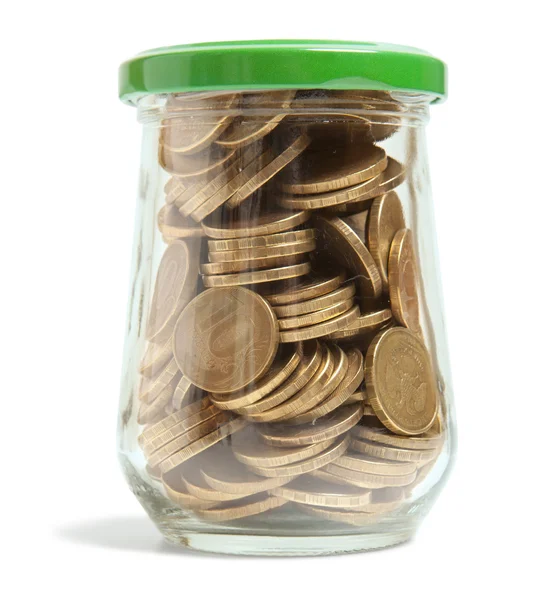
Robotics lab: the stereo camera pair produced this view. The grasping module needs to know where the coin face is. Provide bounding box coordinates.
[367,192,406,286]
[388,229,421,334]
[365,327,438,435]
[146,241,199,343]
[173,287,279,393]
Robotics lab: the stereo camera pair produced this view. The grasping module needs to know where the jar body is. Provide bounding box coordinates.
[118,90,456,556]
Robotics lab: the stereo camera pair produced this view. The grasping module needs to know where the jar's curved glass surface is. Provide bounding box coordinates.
[117,90,456,556]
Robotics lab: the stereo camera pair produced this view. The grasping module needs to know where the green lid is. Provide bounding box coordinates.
[119,40,447,105]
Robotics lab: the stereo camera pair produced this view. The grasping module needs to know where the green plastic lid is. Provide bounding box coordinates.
[119,40,446,105]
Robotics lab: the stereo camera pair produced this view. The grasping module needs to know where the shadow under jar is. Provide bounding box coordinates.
[117,40,456,556]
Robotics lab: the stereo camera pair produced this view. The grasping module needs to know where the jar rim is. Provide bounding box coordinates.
[118,40,447,106]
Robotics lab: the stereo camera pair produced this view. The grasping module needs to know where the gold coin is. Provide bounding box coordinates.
[208,228,315,252]
[326,309,392,342]
[165,91,239,111]
[226,133,310,208]
[232,429,334,468]
[270,476,372,509]
[365,327,437,435]
[199,447,295,495]
[273,283,356,318]
[173,287,279,393]
[139,357,180,404]
[237,340,323,416]
[245,345,335,423]
[350,438,438,464]
[278,298,354,331]
[216,90,295,148]
[324,462,417,488]
[367,191,406,287]
[297,504,380,526]
[202,209,310,239]
[344,388,368,405]
[361,487,405,513]
[165,176,192,202]
[245,435,350,478]
[333,452,417,476]
[171,375,193,410]
[203,261,312,288]
[159,144,236,178]
[352,422,444,451]
[208,238,316,262]
[183,464,260,502]
[313,215,382,302]
[162,469,219,509]
[262,270,346,305]
[279,304,360,343]
[145,240,199,343]
[211,346,301,411]
[137,376,179,425]
[194,494,288,522]
[158,418,247,475]
[260,403,363,447]
[157,205,204,239]
[388,229,421,334]
[287,348,364,423]
[200,253,305,275]
[138,338,173,377]
[281,143,387,194]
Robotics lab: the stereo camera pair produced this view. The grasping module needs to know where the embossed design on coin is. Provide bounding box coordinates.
[173,287,279,393]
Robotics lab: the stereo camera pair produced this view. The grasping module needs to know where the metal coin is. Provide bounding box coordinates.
[208,228,315,252]
[159,144,236,178]
[173,287,279,394]
[279,304,360,343]
[333,452,417,476]
[139,357,180,405]
[365,327,437,435]
[202,209,310,239]
[200,253,305,275]
[138,338,173,377]
[162,469,220,509]
[360,487,406,513]
[157,205,205,239]
[297,504,381,526]
[208,238,316,262]
[262,270,346,305]
[171,375,193,410]
[193,494,288,522]
[203,261,312,288]
[350,438,438,464]
[324,462,417,488]
[352,422,444,451]
[137,376,179,425]
[278,298,354,331]
[273,283,356,318]
[183,463,260,502]
[326,309,392,342]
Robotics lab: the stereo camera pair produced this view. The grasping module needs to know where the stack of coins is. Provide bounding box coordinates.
[134,89,445,525]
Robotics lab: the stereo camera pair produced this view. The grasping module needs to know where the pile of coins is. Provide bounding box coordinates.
[135,90,445,526]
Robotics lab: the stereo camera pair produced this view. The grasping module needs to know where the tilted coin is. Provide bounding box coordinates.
[313,215,382,302]
[200,253,305,275]
[352,422,444,450]
[202,209,310,239]
[333,452,417,476]
[279,304,360,343]
[278,298,354,331]
[137,375,179,425]
[245,435,350,478]
[237,340,323,416]
[297,504,380,526]
[138,337,173,377]
[165,176,193,202]
[350,438,438,464]
[173,287,279,393]
[326,309,392,342]
[260,403,363,447]
[388,229,421,334]
[171,375,193,410]
[273,283,356,318]
[159,144,236,178]
[183,463,260,502]
[281,143,387,194]
[367,191,406,286]
[262,270,346,305]
[162,469,219,509]
[226,133,310,208]
[361,487,405,514]
[158,418,246,475]
[270,476,372,508]
[203,261,312,288]
[324,462,417,489]
[139,357,180,404]
[157,205,204,239]
[193,494,288,522]
[208,238,316,262]
[345,388,368,404]
[211,346,301,411]
[208,228,315,253]
[145,240,199,343]
[165,91,239,112]
[365,327,437,435]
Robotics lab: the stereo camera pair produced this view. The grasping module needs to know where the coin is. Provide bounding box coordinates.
[350,438,438,464]
[145,240,199,343]
[237,340,323,415]
[162,470,220,509]
[193,494,288,522]
[210,346,301,411]
[138,338,173,377]
[273,283,356,318]
[183,464,261,502]
[388,229,421,334]
[352,422,444,450]
[203,261,312,288]
[208,238,316,262]
[157,205,204,239]
[171,375,193,410]
[159,144,236,178]
[297,504,380,526]
[208,228,315,252]
[278,298,354,330]
[200,253,305,275]
[245,435,350,478]
[326,309,392,342]
[137,376,179,425]
[365,327,438,435]
[173,287,279,393]
[260,404,363,447]
[202,209,310,239]
[367,192,406,286]
[324,462,417,488]
[270,476,372,508]
[262,270,346,305]
[279,304,360,343]
[226,133,310,208]
[313,215,382,302]
[333,452,417,476]
[340,158,406,208]
[361,487,405,513]
[139,357,180,404]
[158,418,246,475]
[165,176,192,203]
[281,143,387,194]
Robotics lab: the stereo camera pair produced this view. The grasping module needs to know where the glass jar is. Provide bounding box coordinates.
[117,40,456,556]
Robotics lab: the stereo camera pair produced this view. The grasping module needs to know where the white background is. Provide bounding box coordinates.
[2,1,545,598]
